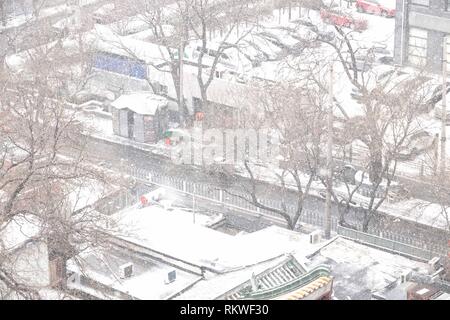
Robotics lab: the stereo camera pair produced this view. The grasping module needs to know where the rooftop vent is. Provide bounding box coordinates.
[119,263,134,279]
[428,257,441,273]
[165,270,177,284]
[309,230,322,244]
[400,270,412,283]
[416,288,430,296]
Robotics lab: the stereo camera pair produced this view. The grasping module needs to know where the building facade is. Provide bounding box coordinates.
[394,0,450,73]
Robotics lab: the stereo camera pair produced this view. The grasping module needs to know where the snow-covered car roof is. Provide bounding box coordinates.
[93,3,116,16]
[376,0,396,9]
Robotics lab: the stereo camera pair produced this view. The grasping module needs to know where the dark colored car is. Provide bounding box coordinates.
[396,131,437,161]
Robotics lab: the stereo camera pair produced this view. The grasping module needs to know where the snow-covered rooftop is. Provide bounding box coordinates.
[67,246,202,300]
[307,237,429,300]
[173,254,291,300]
[111,92,168,115]
[108,201,328,273]
[67,194,435,300]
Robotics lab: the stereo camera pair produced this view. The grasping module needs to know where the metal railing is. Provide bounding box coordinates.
[337,225,445,261]
[127,165,339,228]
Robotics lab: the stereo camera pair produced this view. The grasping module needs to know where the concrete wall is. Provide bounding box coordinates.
[117,108,129,138]
[133,113,145,143]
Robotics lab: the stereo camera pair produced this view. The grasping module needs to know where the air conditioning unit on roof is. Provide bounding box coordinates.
[309,230,322,244]
[165,270,177,284]
[119,263,134,279]
[400,270,412,283]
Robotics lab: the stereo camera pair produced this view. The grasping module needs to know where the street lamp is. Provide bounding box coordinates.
[440,36,448,177]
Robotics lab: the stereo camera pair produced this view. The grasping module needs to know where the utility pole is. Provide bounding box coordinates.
[179,40,184,123]
[192,194,196,224]
[324,64,334,239]
[441,36,448,177]
[178,3,187,126]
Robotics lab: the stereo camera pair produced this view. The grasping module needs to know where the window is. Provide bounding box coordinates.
[411,0,429,6]
[408,28,428,67]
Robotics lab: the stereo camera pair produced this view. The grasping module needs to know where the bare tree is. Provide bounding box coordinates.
[121,0,193,122]
[262,14,436,231]
[219,81,326,230]
[185,0,270,126]
[0,7,129,298]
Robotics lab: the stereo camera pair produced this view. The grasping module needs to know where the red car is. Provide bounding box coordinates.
[320,9,368,31]
[355,0,395,17]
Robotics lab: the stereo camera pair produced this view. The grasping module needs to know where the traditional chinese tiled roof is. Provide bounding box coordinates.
[280,276,333,300]
[224,255,332,300]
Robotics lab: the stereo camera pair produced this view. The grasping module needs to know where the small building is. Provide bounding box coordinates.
[111,92,169,144]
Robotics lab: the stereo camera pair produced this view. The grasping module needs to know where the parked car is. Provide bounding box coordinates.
[70,89,115,107]
[429,84,450,110]
[434,93,450,123]
[294,17,335,41]
[338,164,357,184]
[349,45,393,71]
[348,55,373,72]
[92,4,117,25]
[292,18,319,33]
[353,170,404,198]
[396,131,437,161]
[320,8,368,31]
[355,0,395,17]
[163,128,190,145]
[109,15,150,36]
